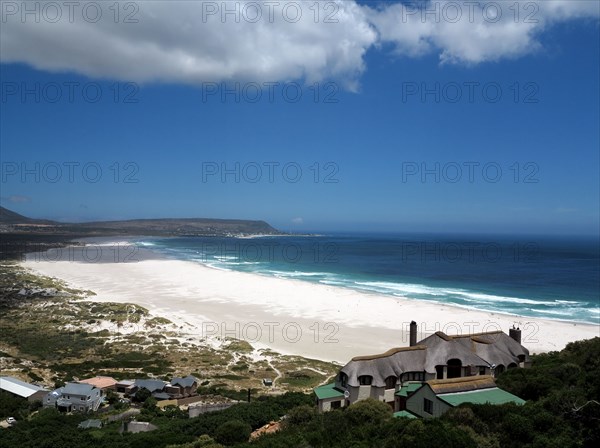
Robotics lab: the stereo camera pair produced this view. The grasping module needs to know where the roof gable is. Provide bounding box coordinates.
[314,383,345,400]
[62,382,97,396]
[170,375,197,388]
[135,379,166,392]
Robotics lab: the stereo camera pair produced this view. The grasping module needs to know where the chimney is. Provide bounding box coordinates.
[409,321,417,347]
[509,325,521,344]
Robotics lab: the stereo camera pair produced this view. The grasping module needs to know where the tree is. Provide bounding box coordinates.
[285,405,317,427]
[142,396,158,410]
[345,398,392,426]
[105,389,119,405]
[134,387,151,403]
[214,420,252,445]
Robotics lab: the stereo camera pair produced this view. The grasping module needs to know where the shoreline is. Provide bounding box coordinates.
[22,256,600,364]
[69,235,599,326]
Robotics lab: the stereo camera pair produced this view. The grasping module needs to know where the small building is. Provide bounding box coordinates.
[44,382,102,413]
[115,380,136,394]
[166,375,198,398]
[78,419,103,429]
[405,376,525,418]
[262,378,273,387]
[314,383,347,412]
[132,379,168,400]
[78,376,117,391]
[0,376,48,402]
[133,379,167,393]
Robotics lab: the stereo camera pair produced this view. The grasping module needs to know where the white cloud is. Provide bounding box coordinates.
[291,217,304,224]
[0,0,376,90]
[368,0,599,64]
[1,1,597,87]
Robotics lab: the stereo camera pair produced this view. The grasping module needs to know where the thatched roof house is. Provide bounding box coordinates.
[315,324,530,414]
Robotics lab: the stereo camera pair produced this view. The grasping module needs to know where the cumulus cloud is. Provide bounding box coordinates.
[368,0,599,64]
[1,1,597,87]
[0,0,377,90]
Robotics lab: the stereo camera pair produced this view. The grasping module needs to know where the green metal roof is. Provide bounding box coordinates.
[78,419,102,429]
[395,382,423,397]
[393,410,418,419]
[314,383,345,400]
[438,387,526,407]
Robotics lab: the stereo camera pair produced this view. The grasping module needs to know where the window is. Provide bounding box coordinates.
[424,398,433,415]
[402,372,425,382]
[479,366,486,375]
[339,372,348,388]
[385,376,397,389]
[436,366,444,380]
[358,375,373,386]
[81,397,85,401]
[447,359,462,379]
[331,400,341,409]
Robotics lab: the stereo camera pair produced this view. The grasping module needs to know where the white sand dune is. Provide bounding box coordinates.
[23,258,599,364]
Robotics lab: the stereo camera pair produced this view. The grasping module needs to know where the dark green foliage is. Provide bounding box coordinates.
[0,390,40,419]
[134,388,152,403]
[285,404,317,428]
[0,392,311,448]
[2,338,599,447]
[345,398,391,426]
[214,420,252,445]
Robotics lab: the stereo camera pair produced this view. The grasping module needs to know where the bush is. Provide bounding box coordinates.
[134,388,152,403]
[345,398,392,426]
[214,420,252,445]
[285,405,317,427]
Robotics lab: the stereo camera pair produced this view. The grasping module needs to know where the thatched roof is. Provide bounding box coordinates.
[427,375,496,394]
[417,332,488,372]
[450,331,530,367]
[341,346,428,388]
[339,330,529,388]
[351,345,426,361]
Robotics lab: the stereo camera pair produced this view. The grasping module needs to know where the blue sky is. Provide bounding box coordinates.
[1,1,599,235]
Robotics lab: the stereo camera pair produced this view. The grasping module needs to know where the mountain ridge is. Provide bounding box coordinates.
[0,206,282,236]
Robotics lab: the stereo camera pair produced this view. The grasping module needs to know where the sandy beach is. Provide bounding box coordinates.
[22,257,599,364]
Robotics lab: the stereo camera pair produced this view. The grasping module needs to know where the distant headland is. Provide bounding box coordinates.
[0,206,282,238]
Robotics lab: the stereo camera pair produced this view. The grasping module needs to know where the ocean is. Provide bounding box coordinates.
[84,233,600,325]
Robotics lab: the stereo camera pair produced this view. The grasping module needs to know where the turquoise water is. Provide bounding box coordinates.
[104,233,600,324]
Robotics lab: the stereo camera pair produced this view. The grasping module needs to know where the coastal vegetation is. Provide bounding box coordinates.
[1,338,598,447]
[1,246,598,447]
[0,261,338,392]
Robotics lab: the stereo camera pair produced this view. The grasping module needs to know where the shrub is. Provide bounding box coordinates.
[214,420,252,445]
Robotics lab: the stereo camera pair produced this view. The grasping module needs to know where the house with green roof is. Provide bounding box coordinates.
[405,375,525,418]
[314,382,347,412]
[313,322,529,413]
